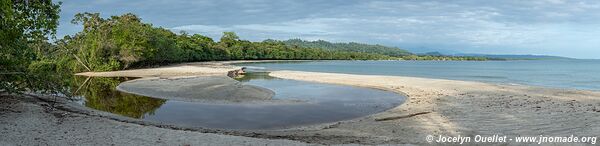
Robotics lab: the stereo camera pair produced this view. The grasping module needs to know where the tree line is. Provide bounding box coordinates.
[56,13,391,72]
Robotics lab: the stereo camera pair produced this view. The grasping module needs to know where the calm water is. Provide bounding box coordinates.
[238,60,600,90]
[71,75,405,130]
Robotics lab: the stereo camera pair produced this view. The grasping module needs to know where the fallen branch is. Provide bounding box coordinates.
[73,54,91,71]
[375,111,431,121]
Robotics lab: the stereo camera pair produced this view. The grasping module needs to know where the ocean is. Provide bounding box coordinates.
[237,59,600,91]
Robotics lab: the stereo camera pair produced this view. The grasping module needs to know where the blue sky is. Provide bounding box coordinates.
[57,0,600,59]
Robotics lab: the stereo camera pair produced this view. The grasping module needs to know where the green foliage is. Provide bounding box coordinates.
[66,13,185,71]
[1,0,61,94]
[281,39,413,57]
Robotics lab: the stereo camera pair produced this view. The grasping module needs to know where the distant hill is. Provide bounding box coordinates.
[418,51,445,56]
[281,39,413,57]
[405,47,462,55]
[454,53,573,60]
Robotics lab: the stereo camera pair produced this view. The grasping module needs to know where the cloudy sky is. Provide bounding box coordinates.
[57,0,600,59]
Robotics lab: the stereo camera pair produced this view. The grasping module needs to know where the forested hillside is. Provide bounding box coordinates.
[280,39,488,61]
[282,39,413,57]
[455,54,572,60]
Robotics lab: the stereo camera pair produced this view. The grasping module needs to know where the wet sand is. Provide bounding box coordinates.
[117,76,275,103]
[4,60,600,145]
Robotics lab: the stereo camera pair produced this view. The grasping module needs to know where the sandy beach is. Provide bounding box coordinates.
[0,95,310,146]
[3,61,600,145]
[269,70,600,144]
[73,62,238,77]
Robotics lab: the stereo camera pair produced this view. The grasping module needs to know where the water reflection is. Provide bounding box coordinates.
[68,74,405,129]
[71,76,166,119]
[234,72,276,82]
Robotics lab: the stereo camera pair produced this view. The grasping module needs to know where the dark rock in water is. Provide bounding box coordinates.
[227,69,246,78]
[117,76,274,103]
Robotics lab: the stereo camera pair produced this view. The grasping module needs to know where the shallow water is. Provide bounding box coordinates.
[72,74,405,130]
[237,60,600,90]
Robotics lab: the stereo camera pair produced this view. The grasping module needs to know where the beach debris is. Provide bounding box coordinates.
[375,111,431,121]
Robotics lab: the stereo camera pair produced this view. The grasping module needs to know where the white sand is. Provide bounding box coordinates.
[74,60,310,77]
[75,62,237,77]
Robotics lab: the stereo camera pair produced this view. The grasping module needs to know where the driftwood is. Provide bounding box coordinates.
[375,111,431,121]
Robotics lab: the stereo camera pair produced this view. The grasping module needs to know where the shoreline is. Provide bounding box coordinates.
[74,60,313,77]
[5,60,600,145]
